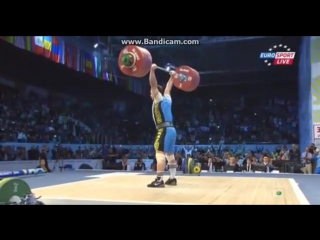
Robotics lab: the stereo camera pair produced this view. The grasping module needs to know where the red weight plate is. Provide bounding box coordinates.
[141,48,152,75]
[188,67,200,92]
[130,45,149,77]
[145,49,153,76]
[136,47,151,77]
[130,46,146,77]
[133,46,152,77]
[118,46,134,76]
[118,45,146,77]
[118,48,131,76]
[118,46,136,76]
[174,65,200,92]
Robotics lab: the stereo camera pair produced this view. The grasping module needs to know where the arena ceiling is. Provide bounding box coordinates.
[64,36,302,86]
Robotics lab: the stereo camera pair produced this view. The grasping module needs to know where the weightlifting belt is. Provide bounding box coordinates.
[156,122,173,130]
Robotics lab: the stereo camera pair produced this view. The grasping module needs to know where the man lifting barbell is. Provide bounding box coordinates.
[148,63,178,188]
[118,45,201,187]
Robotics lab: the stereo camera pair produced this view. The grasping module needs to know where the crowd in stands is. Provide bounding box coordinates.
[0,81,299,146]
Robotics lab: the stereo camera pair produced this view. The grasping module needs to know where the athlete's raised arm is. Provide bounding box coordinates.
[149,63,159,98]
[164,71,175,96]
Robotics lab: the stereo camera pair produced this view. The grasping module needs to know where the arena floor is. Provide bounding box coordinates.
[25,170,320,205]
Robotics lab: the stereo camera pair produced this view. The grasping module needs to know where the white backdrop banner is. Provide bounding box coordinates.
[0,159,103,172]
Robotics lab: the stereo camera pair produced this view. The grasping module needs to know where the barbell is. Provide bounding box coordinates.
[118,45,200,92]
[0,168,45,205]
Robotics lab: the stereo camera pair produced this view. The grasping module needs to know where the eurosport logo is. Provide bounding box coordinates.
[259,44,295,66]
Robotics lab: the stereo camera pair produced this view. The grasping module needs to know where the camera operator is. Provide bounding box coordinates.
[289,144,300,162]
[288,144,302,173]
[301,147,313,174]
[102,146,118,169]
[0,145,6,161]
[27,146,40,160]
[53,144,64,171]
[309,143,316,154]
[51,146,58,161]
[309,143,317,172]
[40,148,47,161]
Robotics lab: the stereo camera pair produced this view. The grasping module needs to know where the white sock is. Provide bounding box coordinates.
[156,176,163,181]
[169,168,176,179]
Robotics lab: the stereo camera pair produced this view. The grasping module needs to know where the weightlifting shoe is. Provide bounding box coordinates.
[147,178,165,188]
[165,178,177,186]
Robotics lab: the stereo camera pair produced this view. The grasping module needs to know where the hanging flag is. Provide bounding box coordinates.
[59,39,65,64]
[101,59,108,80]
[96,56,102,79]
[51,36,59,63]
[126,79,133,91]
[82,51,95,76]
[14,36,25,49]
[65,43,73,68]
[107,59,113,82]
[110,62,119,84]
[32,36,44,55]
[72,47,80,71]
[94,56,98,78]
[102,72,109,80]
[25,36,32,51]
[79,50,86,72]
[5,36,14,44]
[43,36,52,58]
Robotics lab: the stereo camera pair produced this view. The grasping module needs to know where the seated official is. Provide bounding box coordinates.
[151,158,157,171]
[242,158,254,172]
[36,159,51,173]
[175,153,182,171]
[258,156,274,172]
[133,158,146,171]
[207,157,216,172]
[225,157,240,172]
[121,156,131,171]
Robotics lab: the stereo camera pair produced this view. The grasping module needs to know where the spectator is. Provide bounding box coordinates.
[313,149,320,174]
[0,80,299,145]
[301,147,313,174]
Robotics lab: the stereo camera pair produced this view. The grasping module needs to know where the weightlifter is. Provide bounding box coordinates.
[148,63,177,188]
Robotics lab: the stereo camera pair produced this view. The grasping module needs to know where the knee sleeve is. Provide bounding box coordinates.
[166,154,177,168]
[156,152,166,164]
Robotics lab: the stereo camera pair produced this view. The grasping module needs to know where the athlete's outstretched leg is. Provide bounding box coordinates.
[165,153,177,185]
[147,151,166,188]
